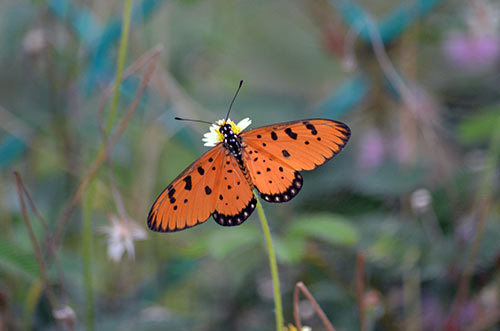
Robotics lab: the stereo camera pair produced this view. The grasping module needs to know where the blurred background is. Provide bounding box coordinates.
[0,0,499,330]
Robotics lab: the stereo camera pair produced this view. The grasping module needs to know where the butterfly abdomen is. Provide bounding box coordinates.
[219,123,255,189]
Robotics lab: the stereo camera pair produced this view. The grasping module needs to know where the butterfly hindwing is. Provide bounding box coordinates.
[241,119,350,202]
[242,146,303,203]
[147,146,225,232]
[212,153,257,226]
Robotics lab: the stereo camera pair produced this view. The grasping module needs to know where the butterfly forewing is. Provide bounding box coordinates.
[147,146,225,232]
[240,119,350,202]
[241,119,350,171]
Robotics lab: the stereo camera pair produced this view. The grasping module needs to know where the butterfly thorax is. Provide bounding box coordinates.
[220,123,243,159]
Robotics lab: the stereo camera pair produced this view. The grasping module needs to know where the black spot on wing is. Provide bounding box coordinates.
[205,186,212,195]
[197,166,205,175]
[168,188,176,198]
[304,122,318,135]
[282,149,290,158]
[212,196,257,227]
[284,128,297,139]
[183,176,192,190]
[271,131,278,140]
[259,172,303,203]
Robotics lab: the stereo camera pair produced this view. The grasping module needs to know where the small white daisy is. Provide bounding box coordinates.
[101,214,147,262]
[202,117,252,147]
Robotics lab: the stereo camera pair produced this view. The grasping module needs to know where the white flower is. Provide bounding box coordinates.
[101,214,147,262]
[284,324,312,331]
[23,28,45,55]
[202,117,252,147]
[53,305,76,325]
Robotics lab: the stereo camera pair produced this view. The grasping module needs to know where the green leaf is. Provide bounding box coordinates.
[353,162,425,196]
[289,214,358,246]
[207,226,260,259]
[274,236,306,264]
[0,239,40,281]
[458,106,500,144]
[24,280,43,330]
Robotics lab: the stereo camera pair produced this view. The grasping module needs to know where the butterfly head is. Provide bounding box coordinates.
[202,117,252,147]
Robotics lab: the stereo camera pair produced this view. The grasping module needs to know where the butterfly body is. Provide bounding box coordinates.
[148,118,350,232]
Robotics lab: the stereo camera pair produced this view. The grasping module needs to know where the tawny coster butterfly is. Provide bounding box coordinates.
[147,81,350,232]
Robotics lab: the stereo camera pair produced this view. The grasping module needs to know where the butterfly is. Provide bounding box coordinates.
[147,82,350,232]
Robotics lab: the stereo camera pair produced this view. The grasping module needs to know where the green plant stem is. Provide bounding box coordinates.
[82,2,134,330]
[106,0,133,133]
[82,184,95,331]
[450,113,500,318]
[255,195,283,331]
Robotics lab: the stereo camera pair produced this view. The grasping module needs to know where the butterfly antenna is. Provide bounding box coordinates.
[225,80,243,123]
[174,117,212,125]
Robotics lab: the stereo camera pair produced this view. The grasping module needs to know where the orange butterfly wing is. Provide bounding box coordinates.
[148,146,225,232]
[240,119,350,202]
[148,145,257,232]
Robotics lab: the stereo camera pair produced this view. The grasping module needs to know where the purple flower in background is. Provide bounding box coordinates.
[443,0,500,70]
[357,128,385,169]
[443,34,499,69]
[421,296,444,330]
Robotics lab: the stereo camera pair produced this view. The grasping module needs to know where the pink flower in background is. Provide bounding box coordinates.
[443,34,500,69]
[357,128,385,169]
[443,0,500,70]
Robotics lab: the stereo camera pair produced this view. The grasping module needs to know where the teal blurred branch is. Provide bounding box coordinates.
[317,74,370,117]
[319,0,441,119]
[47,0,166,94]
[330,0,441,44]
[0,136,26,170]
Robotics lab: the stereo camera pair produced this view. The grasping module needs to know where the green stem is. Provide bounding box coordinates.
[82,184,95,331]
[82,2,134,330]
[255,195,284,331]
[452,113,500,315]
[106,0,134,134]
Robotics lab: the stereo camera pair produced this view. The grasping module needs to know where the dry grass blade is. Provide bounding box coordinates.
[293,281,336,331]
[53,45,162,247]
[447,198,491,323]
[356,252,367,331]
[13,171,67,328]
[447,112,500,324]
[17,174,68,301]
